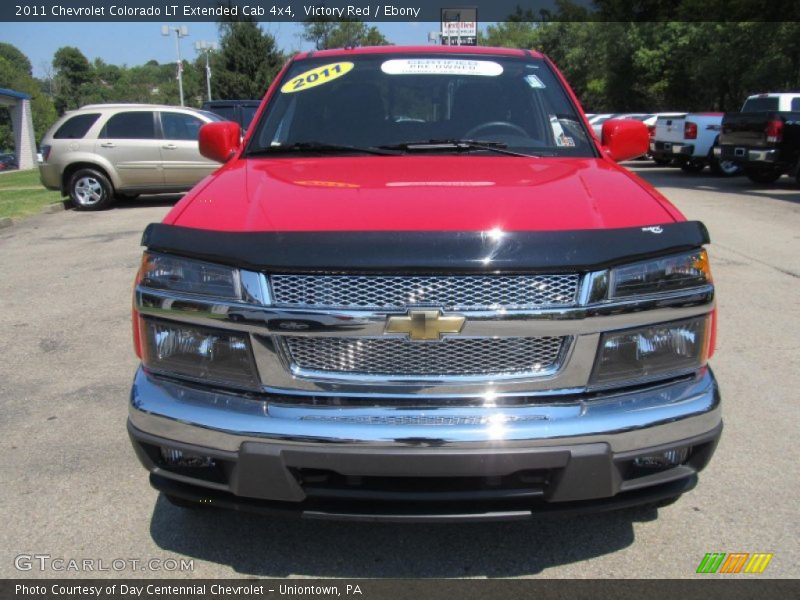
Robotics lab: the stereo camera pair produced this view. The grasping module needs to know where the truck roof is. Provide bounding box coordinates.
[293,45,543,60]
[747,92,800,98]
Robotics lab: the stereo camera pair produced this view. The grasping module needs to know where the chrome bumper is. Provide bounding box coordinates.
[714,146,780,163]
[129,367,720,453]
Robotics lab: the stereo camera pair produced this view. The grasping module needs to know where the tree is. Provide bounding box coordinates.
[212,21,284,99]
[0,42,33,76]
[52,46,93,112]
[301,20,389,50]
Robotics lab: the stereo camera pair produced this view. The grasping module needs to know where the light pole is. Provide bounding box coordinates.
[161,25,189,106]
[195,40,217,102]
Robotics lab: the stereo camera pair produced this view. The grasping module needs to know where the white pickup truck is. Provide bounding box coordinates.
[650,113,741,176]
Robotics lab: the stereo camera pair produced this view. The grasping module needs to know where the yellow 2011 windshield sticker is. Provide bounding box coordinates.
[281,62,354,93]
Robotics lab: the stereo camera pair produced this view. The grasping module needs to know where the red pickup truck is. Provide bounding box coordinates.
[128,46,721,521]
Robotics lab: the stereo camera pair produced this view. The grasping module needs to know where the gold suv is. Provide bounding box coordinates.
[39,104,223,210]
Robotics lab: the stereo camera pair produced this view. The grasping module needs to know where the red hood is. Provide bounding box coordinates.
[167,156,680,232]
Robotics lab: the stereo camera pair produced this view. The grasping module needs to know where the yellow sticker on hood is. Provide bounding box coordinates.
[280,62,354,93]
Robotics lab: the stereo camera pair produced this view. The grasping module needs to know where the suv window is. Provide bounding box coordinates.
[161,112,204,140]
[791,97,800,112]
[100,111,156,139]
[53,113,100,139]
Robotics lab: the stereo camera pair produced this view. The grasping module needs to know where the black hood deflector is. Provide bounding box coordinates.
[142,221,710,273]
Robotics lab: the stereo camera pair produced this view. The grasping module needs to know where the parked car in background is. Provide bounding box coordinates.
[716,92,800,184]
[201,100,260,131]
[651,113,741,176]
[642,113,685,164]
[0,153,17,170]
[39,104,223,210]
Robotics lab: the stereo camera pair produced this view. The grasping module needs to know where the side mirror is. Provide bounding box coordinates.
[601,119,649,162]
[199,121,241,163]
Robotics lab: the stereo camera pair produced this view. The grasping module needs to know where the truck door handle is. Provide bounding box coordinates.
[162,144,177,150]
[100,142,115,148]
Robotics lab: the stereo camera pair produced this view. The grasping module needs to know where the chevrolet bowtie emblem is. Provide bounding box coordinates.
[385,310,466,341]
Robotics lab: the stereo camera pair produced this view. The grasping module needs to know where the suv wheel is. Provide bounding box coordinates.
[69,168,115,210]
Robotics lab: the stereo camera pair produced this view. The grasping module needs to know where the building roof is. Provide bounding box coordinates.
[0,88,31,100]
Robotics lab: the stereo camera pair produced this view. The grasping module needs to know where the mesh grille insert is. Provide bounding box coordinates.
[284,336,567,377]
[270,274,580,310]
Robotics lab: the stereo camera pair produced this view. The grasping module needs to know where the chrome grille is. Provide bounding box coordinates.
[270,274,580,310]
[284,336,568,377]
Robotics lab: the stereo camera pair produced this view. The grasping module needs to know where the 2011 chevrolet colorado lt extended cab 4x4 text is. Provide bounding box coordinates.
[128,46,721,521]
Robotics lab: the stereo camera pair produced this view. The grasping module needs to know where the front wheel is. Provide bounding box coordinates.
[680,160,705,173]
[745,167,782,184]
[68,168,115,210]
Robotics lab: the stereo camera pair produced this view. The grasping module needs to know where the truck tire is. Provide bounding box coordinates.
[68,168,115,211]
[679,160,705,173]
[745,167,782,184]
[708,146,742,177]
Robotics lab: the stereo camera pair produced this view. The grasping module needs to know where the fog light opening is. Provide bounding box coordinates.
[633,446,691,470]
[159,447,216,469]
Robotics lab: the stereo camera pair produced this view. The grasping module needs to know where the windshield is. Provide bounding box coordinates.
[741,97,779,112]
[248,54,595,157]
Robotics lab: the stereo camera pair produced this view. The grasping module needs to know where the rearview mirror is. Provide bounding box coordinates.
[199,121,241,163]
[601,119,649,162]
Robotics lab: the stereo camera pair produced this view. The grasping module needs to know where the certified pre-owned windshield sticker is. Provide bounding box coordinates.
[281,62,354,93]
[525,74,546,88]
[380,59,503,76]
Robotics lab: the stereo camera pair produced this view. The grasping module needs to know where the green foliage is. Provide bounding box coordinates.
[0,168,62,219]
[211,21,285,99]
[484,20,800,112]
[301,20,390,50]
[0,45,57,149]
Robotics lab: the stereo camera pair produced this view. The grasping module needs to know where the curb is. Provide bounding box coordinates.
[41,202,67,214]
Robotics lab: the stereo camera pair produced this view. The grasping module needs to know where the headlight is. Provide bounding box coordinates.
[590,315,710,388]
[140,252,239,299]
[609,250,711,298]
[141,318,259,389]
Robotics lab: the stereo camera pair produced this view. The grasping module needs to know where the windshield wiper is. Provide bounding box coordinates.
[379,139,540,158]
[247,142,400,157]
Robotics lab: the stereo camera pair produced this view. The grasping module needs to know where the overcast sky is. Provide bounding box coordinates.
[3,22,450,78]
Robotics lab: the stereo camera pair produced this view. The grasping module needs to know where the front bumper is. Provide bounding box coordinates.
[128,367,721,520]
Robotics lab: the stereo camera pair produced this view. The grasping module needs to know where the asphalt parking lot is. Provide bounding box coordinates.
[1,164,798,579]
